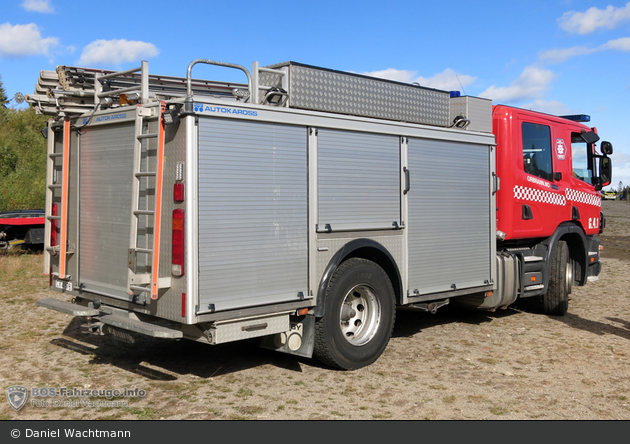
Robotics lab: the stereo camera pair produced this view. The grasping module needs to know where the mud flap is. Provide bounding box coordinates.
[259,315,315,359]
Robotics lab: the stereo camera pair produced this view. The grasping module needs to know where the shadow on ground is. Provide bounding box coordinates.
[49,303,527,380]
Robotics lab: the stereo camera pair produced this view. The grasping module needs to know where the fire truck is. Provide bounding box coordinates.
[25,59,612,370]
[0,209,45,250]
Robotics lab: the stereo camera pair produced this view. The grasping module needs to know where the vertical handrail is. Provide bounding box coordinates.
[252,61,260,105]
[43,119,55,274]
[141,60,149,103]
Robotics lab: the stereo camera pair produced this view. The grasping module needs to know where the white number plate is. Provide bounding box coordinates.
[54,280,73,291]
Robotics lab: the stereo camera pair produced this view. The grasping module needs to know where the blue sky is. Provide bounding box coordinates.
[1,0,629,190]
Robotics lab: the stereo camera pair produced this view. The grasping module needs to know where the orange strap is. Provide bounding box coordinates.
[151,103,166,300]
[59,118,71,279]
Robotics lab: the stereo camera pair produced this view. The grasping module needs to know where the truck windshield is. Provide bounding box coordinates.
[571,133,593,185]
[522,122,553,182]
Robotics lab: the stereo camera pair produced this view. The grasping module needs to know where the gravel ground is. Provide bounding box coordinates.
[2,201,629,420]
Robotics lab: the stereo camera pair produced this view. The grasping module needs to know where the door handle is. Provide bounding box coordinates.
[403,167,410,194]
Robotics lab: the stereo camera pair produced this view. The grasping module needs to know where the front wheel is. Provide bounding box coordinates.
[544,240,571,316]
[314,258,396,370]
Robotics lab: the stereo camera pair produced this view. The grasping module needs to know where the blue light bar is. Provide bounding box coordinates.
[450,91,461,98]
[560,114,590,122]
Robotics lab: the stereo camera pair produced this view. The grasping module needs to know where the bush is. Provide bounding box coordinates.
[0,106,49,211]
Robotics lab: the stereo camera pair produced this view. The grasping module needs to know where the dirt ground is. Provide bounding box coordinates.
[1,201,629,420]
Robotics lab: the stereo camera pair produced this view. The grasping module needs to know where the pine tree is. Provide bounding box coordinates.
[0,75,8,107]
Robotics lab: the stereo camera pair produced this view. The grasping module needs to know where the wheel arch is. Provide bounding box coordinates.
[542,223,589,288]
[314,239,403,318]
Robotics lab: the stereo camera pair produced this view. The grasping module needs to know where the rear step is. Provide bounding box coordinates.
[36,298,99,317]
[99,314,183,339]
[36,297,183,339]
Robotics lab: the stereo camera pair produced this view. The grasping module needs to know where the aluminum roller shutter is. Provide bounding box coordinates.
[78,122,136,300]
[317,129,401,231]
[197,118,308,312]
[407,138,492,295]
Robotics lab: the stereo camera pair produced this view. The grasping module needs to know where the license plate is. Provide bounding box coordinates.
[54,280,73,291]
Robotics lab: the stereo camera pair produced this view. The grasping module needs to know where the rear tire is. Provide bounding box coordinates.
[314,258,396,370]
[544,240,571,316]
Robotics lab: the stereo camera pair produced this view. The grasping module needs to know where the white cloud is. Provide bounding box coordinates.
[601,36,630,51]
[559,2,630,34]
[362,67,476,92]
[518,100,571,116]
[479,66,555,103]
[78,39,159,66]
[362,68,417,83]
[540,37,630,64]
[414,69,476,92]
[21,0,54,13]
[0,22,58,58]
[538,46,595,64]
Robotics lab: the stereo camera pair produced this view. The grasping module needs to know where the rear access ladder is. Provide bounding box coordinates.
[43,117,72,280]
[127,102,170,301]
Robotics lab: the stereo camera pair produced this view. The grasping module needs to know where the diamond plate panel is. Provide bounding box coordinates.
[265,62,450,127]
[211,314,290,344]
[449,96,493,133]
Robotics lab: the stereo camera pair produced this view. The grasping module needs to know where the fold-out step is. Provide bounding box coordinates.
[99,314,183,339]
[36,298,100,317]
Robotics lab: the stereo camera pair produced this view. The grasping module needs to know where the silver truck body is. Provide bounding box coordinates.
[34,59,502,368]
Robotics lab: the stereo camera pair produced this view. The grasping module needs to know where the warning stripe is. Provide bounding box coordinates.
[566,188,601,207]
[513,185,566,206]
[513,185,600,208]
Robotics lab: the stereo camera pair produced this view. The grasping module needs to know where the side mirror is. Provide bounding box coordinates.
[599,156,612,188]
[601,141,613,155]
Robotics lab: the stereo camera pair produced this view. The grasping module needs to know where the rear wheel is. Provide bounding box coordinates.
[544,240,571,316]
[314,258,396,370]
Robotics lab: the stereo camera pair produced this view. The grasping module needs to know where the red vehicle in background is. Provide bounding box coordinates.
[0,209,45,250]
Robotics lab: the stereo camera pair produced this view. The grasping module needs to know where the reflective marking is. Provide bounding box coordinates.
[513,185,566,206]
[566,188,601,207]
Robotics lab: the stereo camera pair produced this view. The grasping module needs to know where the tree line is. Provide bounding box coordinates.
[0,75,48,212]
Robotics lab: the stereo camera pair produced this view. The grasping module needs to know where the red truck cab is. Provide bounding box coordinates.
[492,105,612,313]
[493,105,611,241]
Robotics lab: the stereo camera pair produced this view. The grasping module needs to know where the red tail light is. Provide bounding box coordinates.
[51,203,58,248]
[174,183,184,203]
[172,209,184,276]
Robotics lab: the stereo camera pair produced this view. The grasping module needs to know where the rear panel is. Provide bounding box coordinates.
[197,117,308,313]
[78,122,136,300]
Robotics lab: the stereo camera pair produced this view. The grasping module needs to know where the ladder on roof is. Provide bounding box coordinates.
[26,60,248,117]
[127,102,170,301]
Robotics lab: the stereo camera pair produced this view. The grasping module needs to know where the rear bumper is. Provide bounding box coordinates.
[36,297,183,339]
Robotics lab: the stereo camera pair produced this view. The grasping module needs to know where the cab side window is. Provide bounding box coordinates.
[522,122,553,182]
[571,133,593,184]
